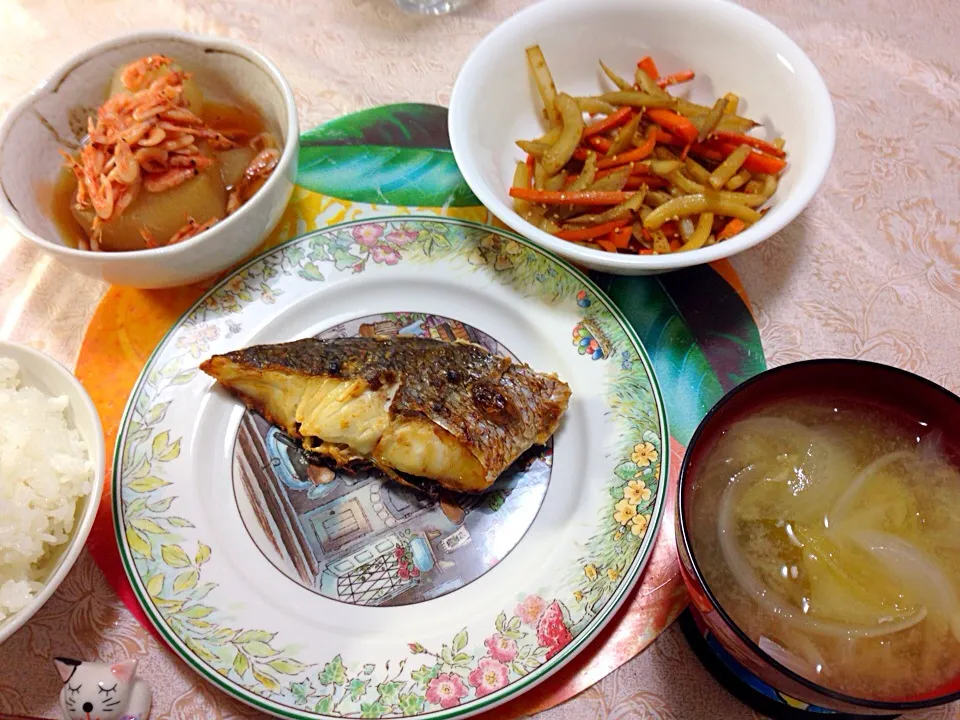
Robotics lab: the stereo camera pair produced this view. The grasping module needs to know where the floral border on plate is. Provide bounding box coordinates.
[113,216,667,719]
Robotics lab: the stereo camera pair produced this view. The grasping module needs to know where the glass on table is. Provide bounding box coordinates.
[394,0,473,14]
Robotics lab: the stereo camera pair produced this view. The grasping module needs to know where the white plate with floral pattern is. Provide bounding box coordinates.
[114,216,667,719]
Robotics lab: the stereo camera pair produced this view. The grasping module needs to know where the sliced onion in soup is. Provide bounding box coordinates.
[850,530,960,643]
[718,474,929,640]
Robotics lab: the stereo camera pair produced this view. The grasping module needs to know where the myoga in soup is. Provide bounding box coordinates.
[689,398,960,701]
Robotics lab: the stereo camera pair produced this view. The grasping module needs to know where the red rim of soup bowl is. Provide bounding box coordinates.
[676,358,960,712]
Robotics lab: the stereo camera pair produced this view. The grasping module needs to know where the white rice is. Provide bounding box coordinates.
[0,358,92,621]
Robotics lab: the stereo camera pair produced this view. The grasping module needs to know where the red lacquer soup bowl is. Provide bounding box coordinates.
[676,359,960,715]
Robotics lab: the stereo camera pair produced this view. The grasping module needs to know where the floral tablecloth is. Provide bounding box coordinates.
[1,0,960,718]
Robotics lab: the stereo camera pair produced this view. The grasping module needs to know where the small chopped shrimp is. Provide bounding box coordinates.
[137,126,166,147]
[121,54,173,91]
[61,150,89,208]
[111,140,139,185]
[248,148,280,182]
[148,69,184,92]
[140,228,159,249]
[226,190,243,216]
[206,132,236,150]
[160,108,203,125]
[157,121,193,134]
[132,104,166,122]
[89,175,114,220]
[227,148,280,215]
[250,132,278,153]
[170,153,214,171]
[144,167,197,193]
[80,145,106,179]
[245,148,281,179]
[161,134,195,152]
[73,171,89,208]
[90,219,102,251]
[87,116,116,145]
[114,175,141,215]
[168,216,218,245]
[119,122,152,145]
[134,147,169,173]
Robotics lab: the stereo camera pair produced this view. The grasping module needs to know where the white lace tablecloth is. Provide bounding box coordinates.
[1,0,959,718]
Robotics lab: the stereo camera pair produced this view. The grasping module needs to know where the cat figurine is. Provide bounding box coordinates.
[54,657,152,720]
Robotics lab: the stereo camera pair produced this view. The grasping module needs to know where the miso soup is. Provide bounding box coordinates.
[689,397,960,701]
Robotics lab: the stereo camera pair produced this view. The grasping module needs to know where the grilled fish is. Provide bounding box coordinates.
[200,336,571,493]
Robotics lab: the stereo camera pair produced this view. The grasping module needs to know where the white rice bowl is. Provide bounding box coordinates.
[0,357,93,620]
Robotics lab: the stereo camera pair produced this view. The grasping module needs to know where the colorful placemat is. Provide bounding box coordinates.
[75,104,764,717]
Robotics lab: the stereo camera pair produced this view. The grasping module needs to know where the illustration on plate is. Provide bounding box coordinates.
[231,312,553,606]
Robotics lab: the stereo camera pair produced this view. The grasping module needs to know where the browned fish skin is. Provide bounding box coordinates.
[200,336,571,491]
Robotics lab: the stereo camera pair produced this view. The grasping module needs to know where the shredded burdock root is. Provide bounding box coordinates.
[62,55,279,251]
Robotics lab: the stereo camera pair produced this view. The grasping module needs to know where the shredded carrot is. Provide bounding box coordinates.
[637,56,659,80]
[624,176,668,190]
[657,70,695,88]
[660,221,679,237]
[717,218,746,241]
[719,144,786,174]
[668,237,682,251]
[555,217,631,241]
[582,107,634,137]
[591,166,619,180]
[637,247,654,255]
[586,136,613,152]
[526,154,535,171]
[691,142,787,175]
[710,131,786,157]
[654,129,684,145]
[508,187,635,205]
[609,225,633,249]
[596,131,656,169]
[688,143,725,164]
[595,238,619,253]
[646,108,698,144]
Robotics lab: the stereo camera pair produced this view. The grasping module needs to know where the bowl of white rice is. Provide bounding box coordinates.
[0,340,104,645]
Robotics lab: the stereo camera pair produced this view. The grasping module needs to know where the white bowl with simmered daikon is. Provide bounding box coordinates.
[0,31,298,288]
[449,0,835,274]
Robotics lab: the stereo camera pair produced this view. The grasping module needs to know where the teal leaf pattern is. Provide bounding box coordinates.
[597,267,765,445]
[657,265,766,390]
[298,104,478,207]
[599,275,724,446]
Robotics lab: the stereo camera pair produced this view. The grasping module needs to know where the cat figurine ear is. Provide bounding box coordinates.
[54,657,81,684]
[54,656,152,720]
[111,659,138,683]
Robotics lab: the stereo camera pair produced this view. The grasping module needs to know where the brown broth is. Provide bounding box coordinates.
[50,168,88,250]
[202,100,266,137]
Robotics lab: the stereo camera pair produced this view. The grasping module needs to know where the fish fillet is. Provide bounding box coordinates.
[200,337,571,493]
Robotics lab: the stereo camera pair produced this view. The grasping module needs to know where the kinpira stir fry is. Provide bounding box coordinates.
[511,47,788,254]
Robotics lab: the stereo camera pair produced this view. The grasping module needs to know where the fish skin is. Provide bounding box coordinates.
[200,336,571,492]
